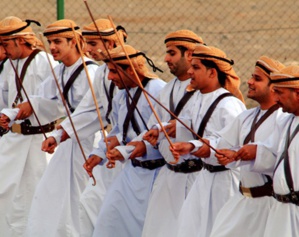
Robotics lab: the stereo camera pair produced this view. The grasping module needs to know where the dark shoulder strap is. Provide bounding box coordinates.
[19,49,41,82]
[122,78,150,144]
[283,122,299,193]
[103,66,115,124]
[243,104,279,145]
[172,90,196,119]
[62,61,98,112]
[0,58,8,74]
[197,92,233,137]
[13,49,41,106]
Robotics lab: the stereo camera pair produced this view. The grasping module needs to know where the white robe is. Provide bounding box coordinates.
[25,57,99,237]
[256,115,299,237]
[0,52,58,237]
[64,64,123,237]
[141,78,202,237]
[175,88,246,237]
[92,78,166,237]
[209,107,288,237]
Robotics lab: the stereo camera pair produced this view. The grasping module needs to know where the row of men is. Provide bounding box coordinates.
[0,15,298,237]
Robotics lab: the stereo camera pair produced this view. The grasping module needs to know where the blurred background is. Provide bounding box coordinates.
[2,0,299,107]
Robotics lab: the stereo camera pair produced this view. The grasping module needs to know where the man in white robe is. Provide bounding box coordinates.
[126,30,205,237]
[0,16,58,236]
[170,44,245,237]
[254,65,299,237]
[83,44,166,237]
[23,19,99,237]
[0,41,8,112]
[209,56,287,237]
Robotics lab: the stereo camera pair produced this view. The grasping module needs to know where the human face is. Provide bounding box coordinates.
[164,45,190,78]
[47,36,75,63]
[273,86,299,115]
[0,44,7,61]
[107,62,135,89]
[1,38,23,60]
[187,58,213,93]
[247,67,272,103]
[85,39,107,61]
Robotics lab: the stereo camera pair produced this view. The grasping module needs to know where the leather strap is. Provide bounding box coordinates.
[131,158,165,170]
[13,49,41,107]
[122,78,150,144]
[62,61,98,112]
[0,57,7,74]
[283,120,299,194]
[242,104,279,185]
[243,104,279,144]
[169,79,196,119]
[103,65,115,124]
[166,159,203,173]
[196,92,233,137]
[202,162,229,173]
[272,117,299,205]
[239,176,273,198]
[11,119,55,135]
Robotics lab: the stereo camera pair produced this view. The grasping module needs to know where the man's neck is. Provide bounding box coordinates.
[259,99,277,110]
[177,73,190,81]
[63,53,80,67]
[19,47,34,59]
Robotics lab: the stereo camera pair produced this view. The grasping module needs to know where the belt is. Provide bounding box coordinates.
[0,127,9,137]
[166,159,203,173]
[11,120,56,135]
[239,181,273,198]
[273,191,299,206]
[203,162,229,173]
[131,158,165,170]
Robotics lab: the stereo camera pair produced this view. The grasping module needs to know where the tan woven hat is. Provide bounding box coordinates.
[255,56,285,77]
[192,44,244,102]
[0,16,42,48]
[270,65,299,89]
[82,19,127,45]
[102,44,161,79]
[164,29,204,50]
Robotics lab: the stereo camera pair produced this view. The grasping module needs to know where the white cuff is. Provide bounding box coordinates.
[114,145,135,162]
[190,140,203,153]
[50,129,63,145]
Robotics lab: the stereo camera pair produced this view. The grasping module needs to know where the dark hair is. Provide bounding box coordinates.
[117,63,130,71]
[66,37,81,53]
[176,45,188,57]
[10,38,32,49]
[201,59,226,87]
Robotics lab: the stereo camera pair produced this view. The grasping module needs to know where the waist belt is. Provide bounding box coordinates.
[203,162,229,173]
[131,158,165,170]
[166,159,203,173]
[239,181,273,198]
[11,120,55,135]
[273,191,299,206]
[0,127,9,137]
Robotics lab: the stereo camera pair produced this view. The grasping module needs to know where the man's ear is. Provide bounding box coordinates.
[295,88,299,100]
[185,49,193,61]
[106,40,115,50]
[17,37,26,45]
[126,66,134,75]
[209,67,217,79]
[71,38,78,48]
